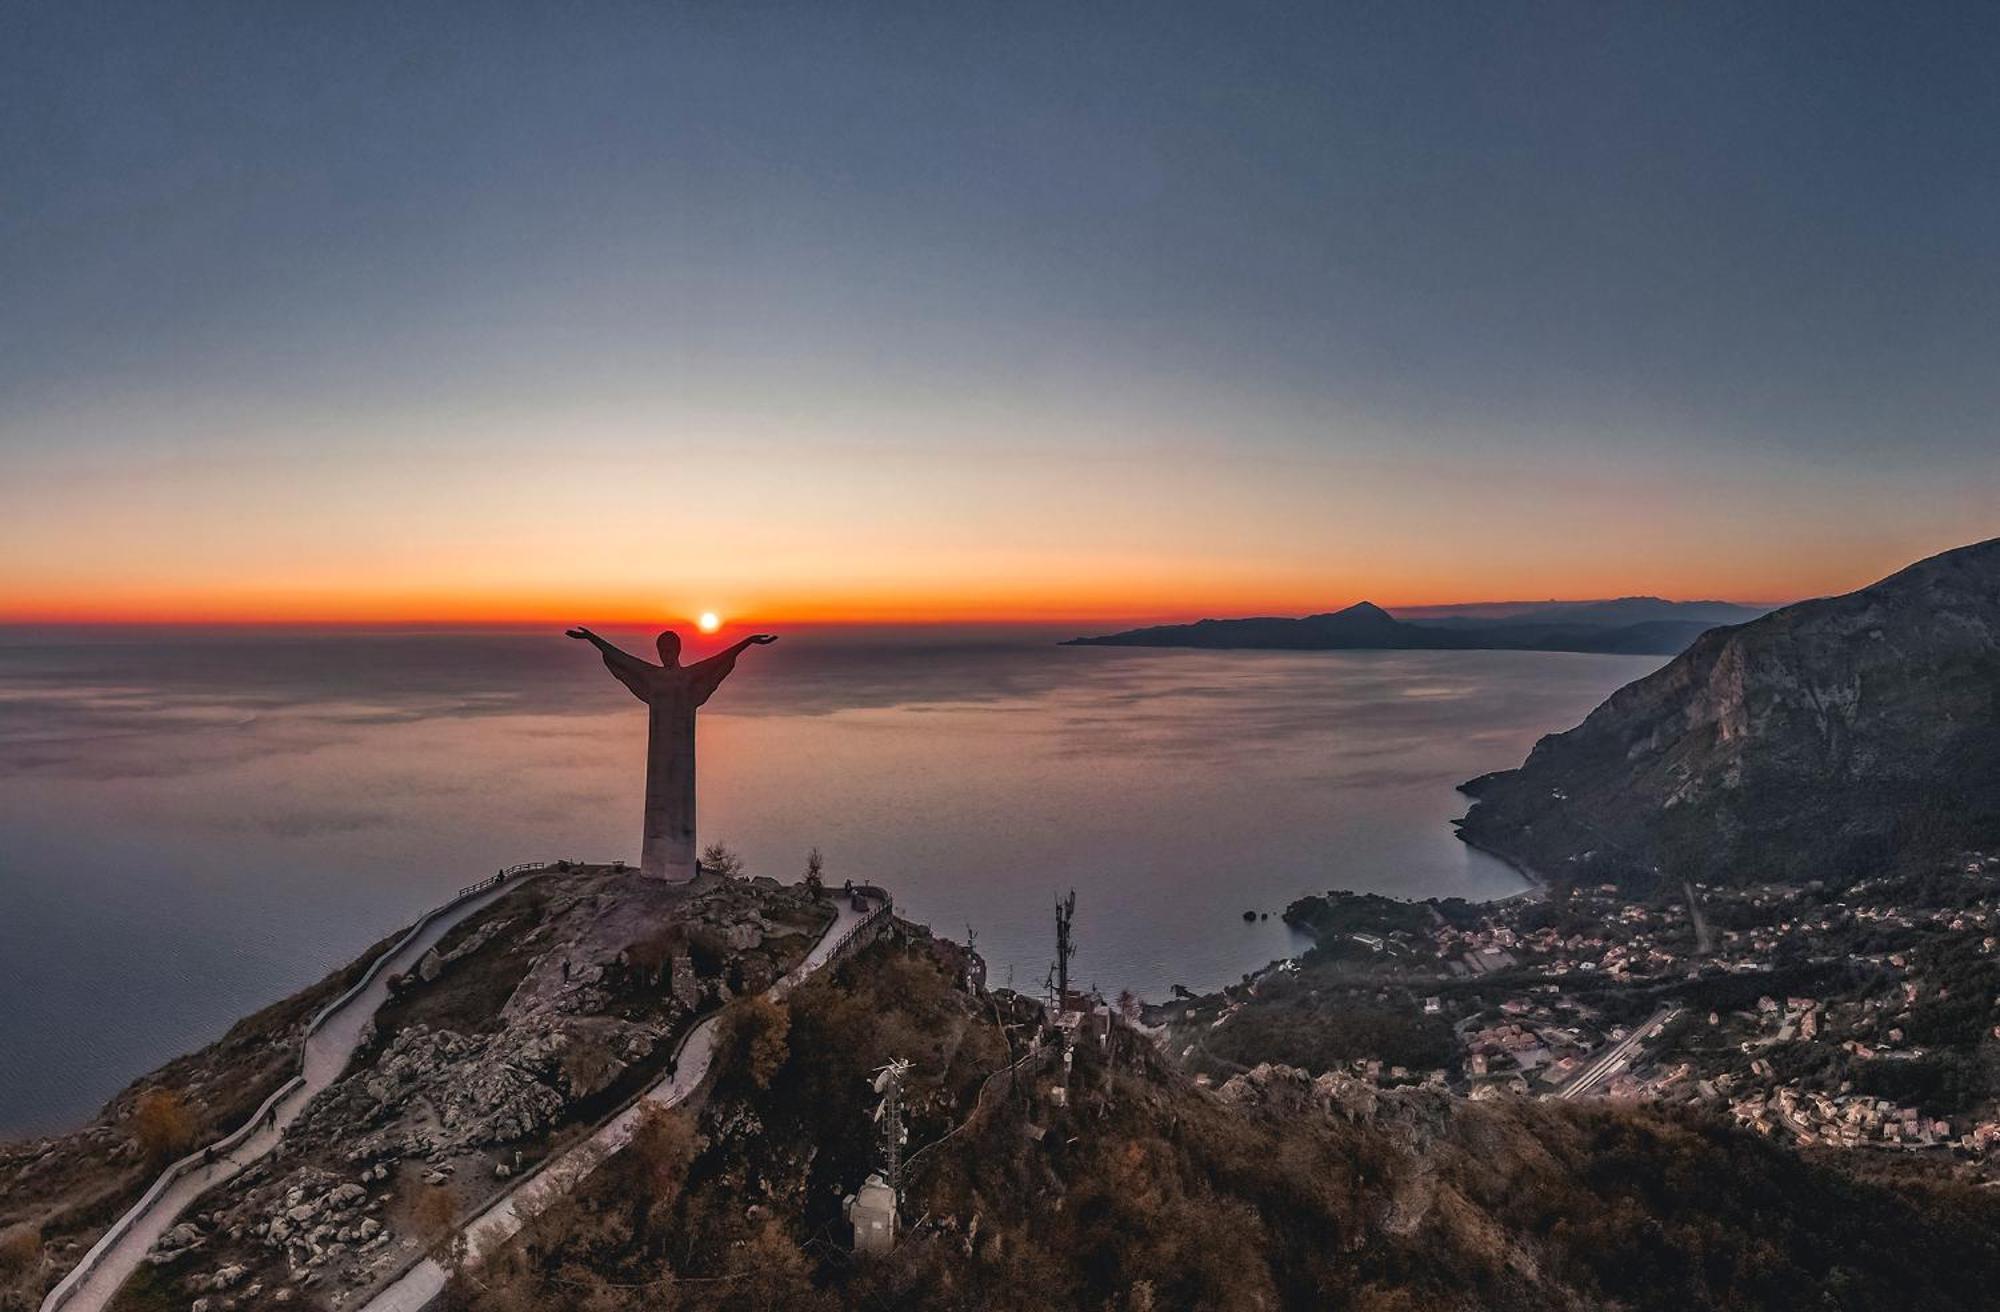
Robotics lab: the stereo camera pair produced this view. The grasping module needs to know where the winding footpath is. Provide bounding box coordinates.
[357,889,890,1312]
[42,869,550,1312]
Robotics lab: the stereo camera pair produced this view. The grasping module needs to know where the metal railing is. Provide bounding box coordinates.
[775,889,893,997]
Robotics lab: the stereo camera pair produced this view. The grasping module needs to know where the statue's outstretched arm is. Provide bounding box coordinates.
[686,634,777,705]
[567,627,658,702]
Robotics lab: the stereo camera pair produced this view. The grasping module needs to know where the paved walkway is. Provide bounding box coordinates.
[358,891,886,1312]
[44,875,541,1312]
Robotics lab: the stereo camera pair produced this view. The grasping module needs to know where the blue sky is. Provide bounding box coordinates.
[4,2,1996,619]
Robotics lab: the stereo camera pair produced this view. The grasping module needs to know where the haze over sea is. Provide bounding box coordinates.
[0,626,1660,1135]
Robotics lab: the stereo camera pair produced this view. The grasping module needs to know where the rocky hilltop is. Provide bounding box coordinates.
[1458,537,2000,887]
[0,864,836,1312]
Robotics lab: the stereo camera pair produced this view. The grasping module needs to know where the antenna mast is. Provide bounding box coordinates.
[1054,889,1076,1005]
[870,1058,912,1190]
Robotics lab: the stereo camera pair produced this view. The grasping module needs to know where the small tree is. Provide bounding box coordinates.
[630,1103,702,1207]
[804,847,825,899]
[131,1088,198,1165]
[700,841,745,879]
[724,995,791,1090]
[410,1183,463,1265]
[0,1223,42,1312]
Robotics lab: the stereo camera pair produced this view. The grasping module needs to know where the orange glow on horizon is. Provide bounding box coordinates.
[2,524,1979,629]
[0,557,1902,629]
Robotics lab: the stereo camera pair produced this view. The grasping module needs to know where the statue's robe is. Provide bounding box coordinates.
[593,641,748,881]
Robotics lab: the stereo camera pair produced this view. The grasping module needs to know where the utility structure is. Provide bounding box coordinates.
[848,1057,910,1254]
[1054,889,1077,1005]
[872,1057,911,1190]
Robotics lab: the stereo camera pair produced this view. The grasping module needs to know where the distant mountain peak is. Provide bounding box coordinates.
[1063,593,1738,655]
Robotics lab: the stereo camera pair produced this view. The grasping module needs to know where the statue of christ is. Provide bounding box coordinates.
[567,626,777,881]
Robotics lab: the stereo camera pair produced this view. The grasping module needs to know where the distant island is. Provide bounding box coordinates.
[1065,596,1770,656]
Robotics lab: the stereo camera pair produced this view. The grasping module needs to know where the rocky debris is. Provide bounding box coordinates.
[341,1019,655,1151]
[145,1219,205,1265]
[1217,1062,1438,1135]
[207,1164,396,1278]
[416,917,515,983]
[365,1026,480,1107]
[191,1261,248,1291]
[439,1041,566,1146]
[122,867,834,1309]
[735,952,778,995]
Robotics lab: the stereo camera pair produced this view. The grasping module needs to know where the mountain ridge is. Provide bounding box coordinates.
[1456,536,2000,887]
[1065,597,1763,655]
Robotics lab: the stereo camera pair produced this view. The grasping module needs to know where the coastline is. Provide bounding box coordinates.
[1168,819,1551,1003]
[1454,828,1549,905]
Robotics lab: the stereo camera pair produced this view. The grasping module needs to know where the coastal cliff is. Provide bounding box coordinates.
[1458,537,2000,888]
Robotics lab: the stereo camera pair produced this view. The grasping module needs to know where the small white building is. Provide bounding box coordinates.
[847,1173,898,1254]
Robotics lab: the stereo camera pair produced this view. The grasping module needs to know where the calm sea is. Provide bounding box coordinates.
[0,625,1660,1136]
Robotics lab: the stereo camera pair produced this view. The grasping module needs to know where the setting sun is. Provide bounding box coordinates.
[696,612,721,633]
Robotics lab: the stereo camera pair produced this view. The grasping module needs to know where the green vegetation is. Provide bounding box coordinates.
[1283,890,1437,941]
[1204,988,1455,1076]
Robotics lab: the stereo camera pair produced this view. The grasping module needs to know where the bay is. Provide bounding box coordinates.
[0,624,1660,1135]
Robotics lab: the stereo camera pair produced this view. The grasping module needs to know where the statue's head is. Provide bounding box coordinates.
[655,630,682,666]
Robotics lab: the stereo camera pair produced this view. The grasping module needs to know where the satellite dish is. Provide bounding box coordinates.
[869,1057,912,1093]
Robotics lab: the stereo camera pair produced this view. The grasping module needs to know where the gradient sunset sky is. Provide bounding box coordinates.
[4,3,1997,624]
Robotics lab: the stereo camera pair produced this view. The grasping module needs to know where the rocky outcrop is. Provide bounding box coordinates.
[103,867,838,1309]
[1458,537,2000,886]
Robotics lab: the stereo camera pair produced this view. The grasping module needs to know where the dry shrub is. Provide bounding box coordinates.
[630,1103,702,1204]
[130,1088,198,1165]
[410,1183,462,1263]
[0,1226,39,1273]
[723,996,791,1091]
[0,1225,43,1312]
